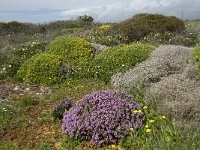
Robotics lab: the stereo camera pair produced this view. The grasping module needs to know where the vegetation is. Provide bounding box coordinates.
[17,53,63,86]
[192,46,200,77]
[45,36,94,64]
[0,13,199,150]
[110,13,185,42]
[78,15,94,22]
[0,42,47,78]
[92,43,155,82]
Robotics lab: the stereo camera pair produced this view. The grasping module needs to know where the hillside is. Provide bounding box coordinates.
[0,14,200,150]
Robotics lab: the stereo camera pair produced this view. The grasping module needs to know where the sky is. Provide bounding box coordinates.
[0,0,200,23]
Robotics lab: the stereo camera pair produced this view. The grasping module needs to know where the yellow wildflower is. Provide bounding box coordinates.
[145,125,149,128]
[99,25,110,30]
[130,127,134,131]
[143,106,148,109]
[149,120,155,123]
[146,129,151,133]
[111,144,116,149]
[133,109,142,114]
[2,108,6,110]
[133,110,138,114]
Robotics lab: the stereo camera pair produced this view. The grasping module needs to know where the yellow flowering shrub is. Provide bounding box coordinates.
[99,25,111,30]
[45,36,94,65]
[17,53,63,86]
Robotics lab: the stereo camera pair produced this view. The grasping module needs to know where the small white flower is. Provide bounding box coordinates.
[2,67,6,71]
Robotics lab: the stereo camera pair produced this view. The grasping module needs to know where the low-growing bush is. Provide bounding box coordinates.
[17,53,63,86]
[53,98,72,119]
[46,36,94,65]
[16,96,39,108]
[92,43,155,82]
[45,36,95,78]
[110,13,185,42]
[62,90,143,147]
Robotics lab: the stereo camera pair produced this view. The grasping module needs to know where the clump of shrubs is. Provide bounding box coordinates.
[17,53,63,86]
[78,15,94,22]
[110,13,185,42]
[45,36,95,78]
[92,43,155,82]
[46,36,94,65]
[53,98,72,119]
[62,90,143,147]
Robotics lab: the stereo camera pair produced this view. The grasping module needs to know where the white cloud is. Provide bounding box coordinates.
[0,0,199,23]
[60,0,200,22]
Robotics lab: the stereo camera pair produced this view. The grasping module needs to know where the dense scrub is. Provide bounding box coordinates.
[46,36,94,64]
[110,13,185,42]
[17,53,63,86]
[92,43,155,82]
[0,14,200,150]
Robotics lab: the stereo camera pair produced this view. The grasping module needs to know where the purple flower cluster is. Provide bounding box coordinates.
[53,98,72,119]
[62,90,143,146]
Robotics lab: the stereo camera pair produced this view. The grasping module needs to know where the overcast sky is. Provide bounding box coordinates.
[0,0,199,23]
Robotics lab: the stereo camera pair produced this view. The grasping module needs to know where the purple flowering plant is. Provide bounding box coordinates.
[53,98,72,119]
[62,90,143,147]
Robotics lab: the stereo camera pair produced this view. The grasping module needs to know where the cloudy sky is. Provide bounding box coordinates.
[0,0,200,23]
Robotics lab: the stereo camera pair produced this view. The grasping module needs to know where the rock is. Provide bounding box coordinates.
[60,63,72,77]
[92,43,107,55]
[13,86,20,91]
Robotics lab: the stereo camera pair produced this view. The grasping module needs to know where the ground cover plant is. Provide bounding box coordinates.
[0,13,199,150]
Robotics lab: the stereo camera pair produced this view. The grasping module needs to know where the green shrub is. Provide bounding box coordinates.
[17,53,63,86]
[78,15,94,22]
[92,43,155,82]
[111,13,185,42]
[45,36,95,78]
[46,36,94,64]
[193,47,200,77]
[16,96,39,108]
[192,47,200,62]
